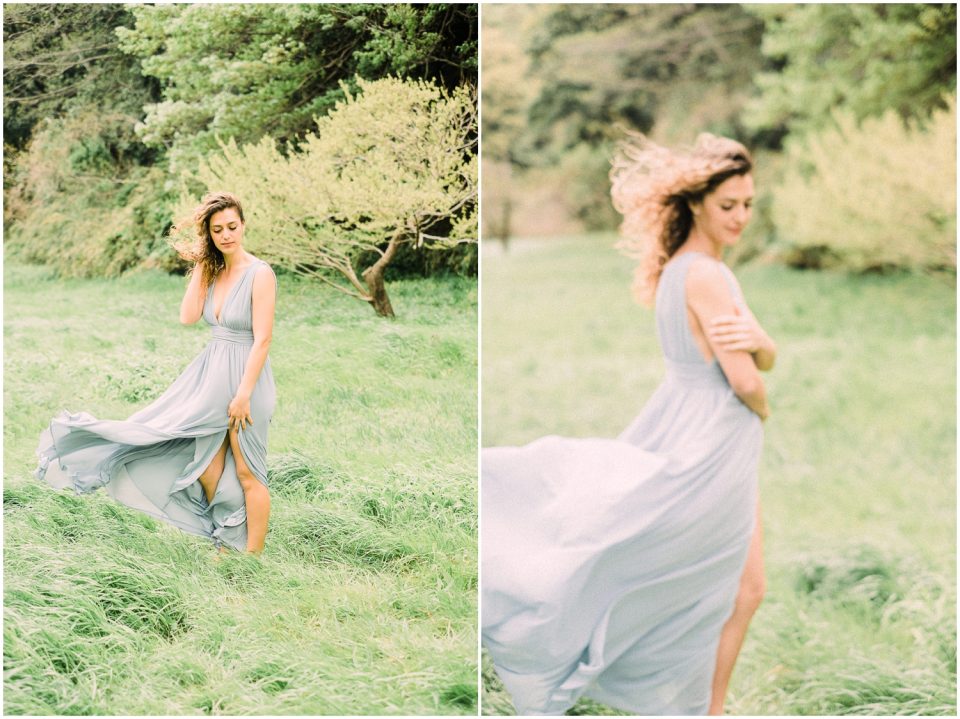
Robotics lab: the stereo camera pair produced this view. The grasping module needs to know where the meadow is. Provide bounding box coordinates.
[4,262,478,715]
[480,235,956,716]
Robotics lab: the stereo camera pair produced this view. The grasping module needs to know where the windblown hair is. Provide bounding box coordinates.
[611,133,752,305]
[171,191,245,289]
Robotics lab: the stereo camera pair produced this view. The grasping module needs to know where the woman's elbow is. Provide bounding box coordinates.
[730,374,765,400]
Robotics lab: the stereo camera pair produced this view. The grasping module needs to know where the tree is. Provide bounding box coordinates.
[479,4,765,234]
[480,5,544,243]
[117,4,477,174]
[3,3,158,151]
[743,4,957,137]
[517,4,765,164]
[181,77,477,317]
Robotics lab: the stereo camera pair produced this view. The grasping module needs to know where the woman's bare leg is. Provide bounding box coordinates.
[709,501,766,715]
[197,435,229,503]
[228,428,271,553]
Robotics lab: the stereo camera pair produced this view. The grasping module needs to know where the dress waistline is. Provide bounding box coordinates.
[210,326,254,345]
[663,358,728,388]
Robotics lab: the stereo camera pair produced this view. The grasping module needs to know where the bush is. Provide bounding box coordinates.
[4,111,177,277]
[770,95,956,272]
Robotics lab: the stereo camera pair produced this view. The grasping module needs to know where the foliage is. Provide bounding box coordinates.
[4,111,178,277]
[480,234,955,715]
[511,4,765,164]
[180,77,477,316]
[480,2,956,258]
[116,3,477,174]
[2,3,159,151]
[480,5,543,166]
[4,262,477,714]
[479,4,766,236]
[480,6,545,241]
[744,4,957,137]
[770,96,956,271]
[4,4,476,284]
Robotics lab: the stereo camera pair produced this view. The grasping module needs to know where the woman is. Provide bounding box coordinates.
[35,191,277,553]
[481,134,775,715]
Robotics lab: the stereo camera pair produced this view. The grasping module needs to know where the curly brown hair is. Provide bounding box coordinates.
[171,191,246,289]
[611,133,752,305]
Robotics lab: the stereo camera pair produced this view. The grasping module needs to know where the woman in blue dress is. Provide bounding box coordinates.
[482,134,776,715]
[36,191,277,553]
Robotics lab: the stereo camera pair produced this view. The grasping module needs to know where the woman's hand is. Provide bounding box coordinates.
[227,392,253,431]
[708,309,770,354]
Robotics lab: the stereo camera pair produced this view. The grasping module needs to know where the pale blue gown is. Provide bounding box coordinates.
[35,260,277,552]
[482,251,763,715]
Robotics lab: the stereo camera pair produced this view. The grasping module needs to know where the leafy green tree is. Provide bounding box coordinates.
[3,3,158,151]
[117,3,476,173]
[480,4,765,234]
[744,4,957,136]
[480,5,545,242]
[180,77,477,317]
[517,4,764,164]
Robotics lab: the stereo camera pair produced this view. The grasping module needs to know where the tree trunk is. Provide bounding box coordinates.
[361,233,401,317]
[498,195,512,251]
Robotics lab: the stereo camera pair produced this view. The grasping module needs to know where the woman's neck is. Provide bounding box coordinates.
[680,227,722,259]
[222,251,250,271]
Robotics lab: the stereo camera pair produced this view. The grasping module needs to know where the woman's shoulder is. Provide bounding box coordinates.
[682,254,732,297]
[249,258,278,298]
[668,251,723,282]
[684,255,741,305]
[246,256,275,275]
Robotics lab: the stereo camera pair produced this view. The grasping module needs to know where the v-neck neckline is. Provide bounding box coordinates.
[211,261,258,325]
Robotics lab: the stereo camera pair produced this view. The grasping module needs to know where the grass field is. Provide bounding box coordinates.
[480,235,956,716]
[4,262,477,715]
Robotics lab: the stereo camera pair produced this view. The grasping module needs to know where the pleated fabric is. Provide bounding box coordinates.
[35,260,277,551]
[481,251,763,715]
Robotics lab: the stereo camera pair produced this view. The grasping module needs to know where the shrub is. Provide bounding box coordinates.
[3,111,177,277]
[770,95,956,272]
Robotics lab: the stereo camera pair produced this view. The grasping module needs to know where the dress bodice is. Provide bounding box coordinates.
[203,260,272,344]
[655,252,743,388]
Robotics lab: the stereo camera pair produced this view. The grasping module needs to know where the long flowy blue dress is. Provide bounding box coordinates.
[35,259,277,552]
[482,251,763,715]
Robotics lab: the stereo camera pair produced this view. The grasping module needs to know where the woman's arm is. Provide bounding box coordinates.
[687,259,770,420]
[709,304,777,371]
[179,266,206,325]
[228,265,276,431]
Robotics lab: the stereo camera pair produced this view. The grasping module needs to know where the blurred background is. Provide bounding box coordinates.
[482,3,956,272]
[481,4,956,716]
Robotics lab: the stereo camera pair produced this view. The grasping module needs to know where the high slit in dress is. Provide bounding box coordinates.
[481,251,763,715]
[35,259,277,551]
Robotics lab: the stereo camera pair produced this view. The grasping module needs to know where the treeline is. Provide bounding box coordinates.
[483,4,956,273]
[4,3,478,286]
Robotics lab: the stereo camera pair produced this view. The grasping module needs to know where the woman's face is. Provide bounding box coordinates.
[208,207,244,256]
[691,173,754,247]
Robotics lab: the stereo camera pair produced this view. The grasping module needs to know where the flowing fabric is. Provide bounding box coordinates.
[35,260,277,551]
[482,251,763,715]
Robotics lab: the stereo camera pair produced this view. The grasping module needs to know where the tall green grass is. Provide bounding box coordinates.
[480,235,956,715]
[4,263,477,715]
